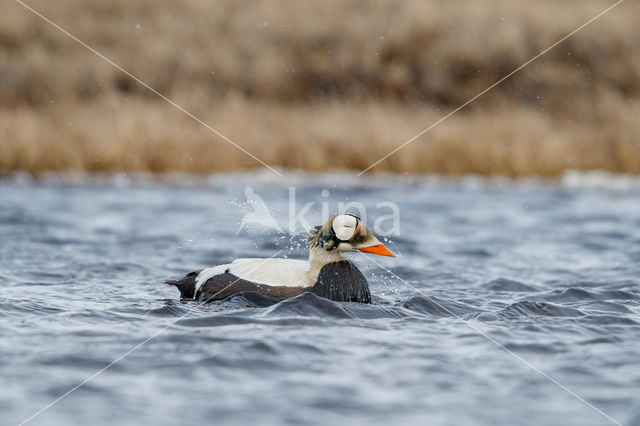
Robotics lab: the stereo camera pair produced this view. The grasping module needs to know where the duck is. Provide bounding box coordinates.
[165,214,395,304]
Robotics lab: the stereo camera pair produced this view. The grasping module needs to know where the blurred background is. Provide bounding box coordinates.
[1,0,639,177]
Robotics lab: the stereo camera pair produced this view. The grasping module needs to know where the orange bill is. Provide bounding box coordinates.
[359,244,396,257]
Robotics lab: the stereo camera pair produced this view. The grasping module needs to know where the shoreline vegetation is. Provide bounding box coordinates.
[1,0,639,177]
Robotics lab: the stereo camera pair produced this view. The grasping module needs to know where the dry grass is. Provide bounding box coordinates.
[1,0,639,176]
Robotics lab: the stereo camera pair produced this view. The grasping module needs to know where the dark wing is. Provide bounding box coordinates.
[166,270,310,302]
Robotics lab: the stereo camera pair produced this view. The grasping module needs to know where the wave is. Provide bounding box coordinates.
[482,278,539,292]
[402,295,481,317]
[542,287,637,303]
[498,301,584,318]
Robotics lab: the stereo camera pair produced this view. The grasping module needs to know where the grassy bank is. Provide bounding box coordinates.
[1,0,639,176]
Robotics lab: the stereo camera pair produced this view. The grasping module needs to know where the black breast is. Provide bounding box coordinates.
[311,260,371,303]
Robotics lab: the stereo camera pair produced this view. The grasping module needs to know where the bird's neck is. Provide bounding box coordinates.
[306,246,346,284]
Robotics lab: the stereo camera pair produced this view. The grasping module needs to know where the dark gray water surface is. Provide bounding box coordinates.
[1,172,639,426]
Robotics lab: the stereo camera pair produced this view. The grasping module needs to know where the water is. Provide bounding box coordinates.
[1,172,639,426]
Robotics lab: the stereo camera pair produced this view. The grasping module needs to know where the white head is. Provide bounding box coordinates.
[308,214,395,257]
[332,214,358,241]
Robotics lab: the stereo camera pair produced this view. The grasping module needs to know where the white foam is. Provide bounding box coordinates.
[561,170,640,191]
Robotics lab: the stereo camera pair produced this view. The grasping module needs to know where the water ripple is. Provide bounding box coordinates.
[0,174,638,426]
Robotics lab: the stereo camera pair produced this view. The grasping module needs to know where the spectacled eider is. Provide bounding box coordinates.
[165,214,395,304]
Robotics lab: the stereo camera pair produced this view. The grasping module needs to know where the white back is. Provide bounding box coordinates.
[195,258,311,292]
